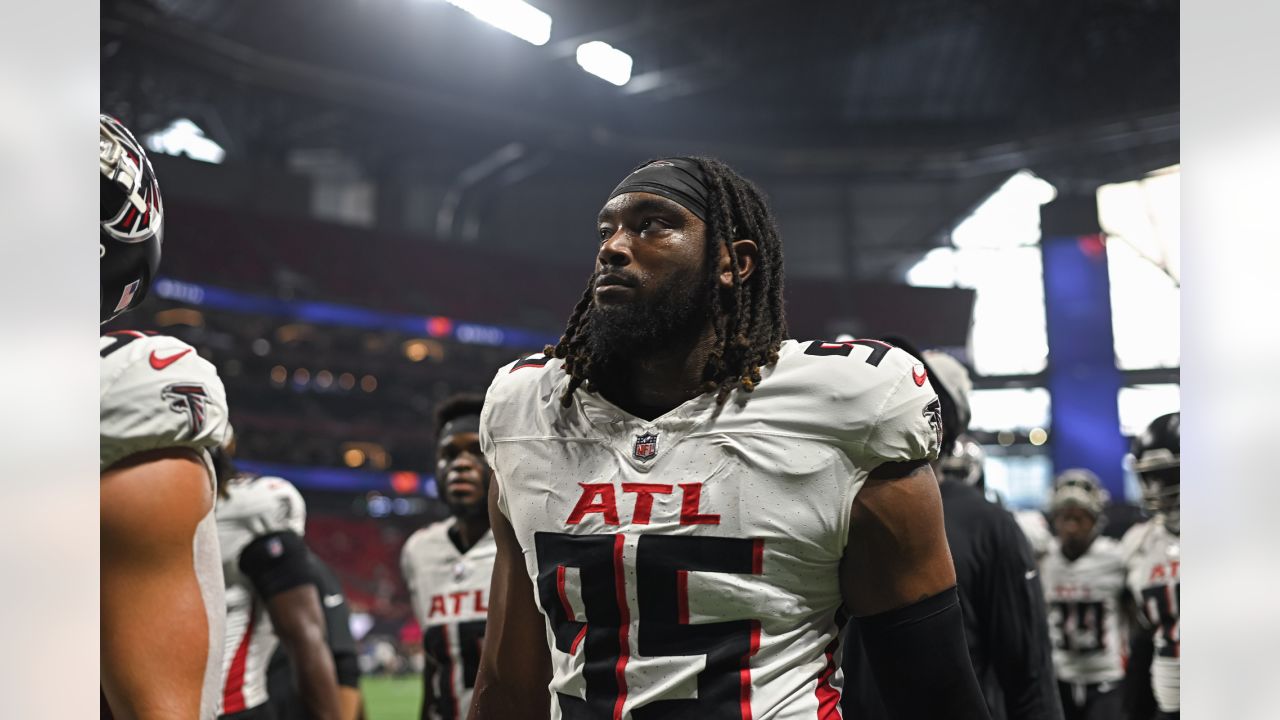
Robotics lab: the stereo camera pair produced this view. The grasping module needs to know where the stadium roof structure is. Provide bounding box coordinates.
[104,0,1176,183]
[103,0,1177,289]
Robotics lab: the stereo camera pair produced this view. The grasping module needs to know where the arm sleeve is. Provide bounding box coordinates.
[855,586,992,720]
[982,514,1065,720]
[238,530,318,599]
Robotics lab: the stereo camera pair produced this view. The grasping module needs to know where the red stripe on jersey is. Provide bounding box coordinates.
[570,625,587,655]
[556,565,576,621]
[442,623,460,712]
[752,538,764,575]
[612,534,630,720]
[740,620,761,720]
[222,601,258,713]
[814,634,841,719]
[676,570,689,625]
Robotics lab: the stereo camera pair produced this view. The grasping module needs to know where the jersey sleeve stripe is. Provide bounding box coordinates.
[739,620,762,720]
[814,633,841,719]
[221,599,258,714]
[611,533,630,720]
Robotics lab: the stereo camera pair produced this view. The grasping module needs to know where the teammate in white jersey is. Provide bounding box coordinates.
[213,438,342,720]
[1041,470,1126,720]
[1120,413,1180,720]
[470,157,990,720]
[100,114,232,720]
[402,395,498,720]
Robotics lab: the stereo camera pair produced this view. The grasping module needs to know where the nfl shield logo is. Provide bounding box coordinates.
[633,432,658,462]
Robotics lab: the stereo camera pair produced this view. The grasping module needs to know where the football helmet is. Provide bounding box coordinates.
[100,114,164,324]
[939,434,985,488]
[1132,411,1179,534]
[1050,467,1109,518]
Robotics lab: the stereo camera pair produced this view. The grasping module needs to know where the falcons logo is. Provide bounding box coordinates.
[923,397,943,449]
[100,116,164,243]
[162,383,209,436]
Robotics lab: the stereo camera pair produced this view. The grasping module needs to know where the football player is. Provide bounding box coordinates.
[213,436,342,720]
[265,552,365,720]
[470,157,990,719]
[1120,413,1180,719]
[401,394,496,720]
[100,114,231,719]
[843,340,1062,720]
[1041,469,1127,720]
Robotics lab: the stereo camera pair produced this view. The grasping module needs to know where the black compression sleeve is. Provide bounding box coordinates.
[333,651,361,689]
[856,586,992,720]
[238,531,317,599]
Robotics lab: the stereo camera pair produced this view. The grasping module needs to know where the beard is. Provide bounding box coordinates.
[584,264,709,363]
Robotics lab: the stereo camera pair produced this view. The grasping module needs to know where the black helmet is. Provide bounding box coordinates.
[100,114,163,324]
[1132,412,1179,532]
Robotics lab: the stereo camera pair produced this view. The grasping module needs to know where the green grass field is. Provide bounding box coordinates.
[361,674,423,720]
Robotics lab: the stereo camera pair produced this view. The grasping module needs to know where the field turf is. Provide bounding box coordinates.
[360,674,422,719]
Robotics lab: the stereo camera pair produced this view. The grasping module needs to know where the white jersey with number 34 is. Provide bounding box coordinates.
[1040,536,1126,684]
[481,339,941,720]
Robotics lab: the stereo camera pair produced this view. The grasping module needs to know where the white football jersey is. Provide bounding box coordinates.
[1014,510,1053,562]
[402,517,497,720]
[1040,536,1126,684]
[1121,519,1180,712]
[480,339,941,720]
[216,474,308,715]
[100,331,230,720]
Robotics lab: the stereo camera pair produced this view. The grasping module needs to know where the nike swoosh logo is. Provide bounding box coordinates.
[912,364,928,387]
[324,594,344,608]
[150,348,192,370]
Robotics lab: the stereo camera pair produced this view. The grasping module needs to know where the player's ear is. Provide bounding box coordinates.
[718,238,758,288]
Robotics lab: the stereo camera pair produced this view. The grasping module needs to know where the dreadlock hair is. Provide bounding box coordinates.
[434,393,486,442]
[546,156,787,407]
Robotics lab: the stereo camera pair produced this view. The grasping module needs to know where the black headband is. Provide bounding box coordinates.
[439,414,481,440]
[607,158,710,222]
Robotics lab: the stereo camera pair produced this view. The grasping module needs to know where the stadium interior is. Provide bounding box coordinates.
[102,0,1179,715]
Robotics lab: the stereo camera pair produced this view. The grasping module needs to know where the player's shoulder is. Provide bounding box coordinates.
[101,331,209,377]
[482,351,569,439]
[100,331,229,471]
[757,339,940,464]
[488,351,565,396]
[771,338,925,399]
[1089,535,1126,564]
[403,517,455,556]
[1119,519,1157,559]
[219,474,307,533]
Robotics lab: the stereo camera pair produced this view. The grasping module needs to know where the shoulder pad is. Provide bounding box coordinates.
[759,340,941,467]
[100,333,229,471]
[218,475,307,537]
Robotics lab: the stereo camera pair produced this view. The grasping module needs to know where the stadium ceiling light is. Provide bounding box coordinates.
[143,118,226,164]
[576,41,633,86]
[443,0,552,46]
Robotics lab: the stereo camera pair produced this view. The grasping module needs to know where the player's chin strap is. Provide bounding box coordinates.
[854,586,993,720]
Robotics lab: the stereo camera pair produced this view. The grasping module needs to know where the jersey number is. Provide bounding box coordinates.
[424,619,486,720]
[535,532,763,720]
[803,339,890,367]
[1049,600,1107,653]
[1140,583,1180,658]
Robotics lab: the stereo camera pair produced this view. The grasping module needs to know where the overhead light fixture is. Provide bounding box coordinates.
[576,41,633,86]
[443,0,551,46]
[143,118,226,164]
